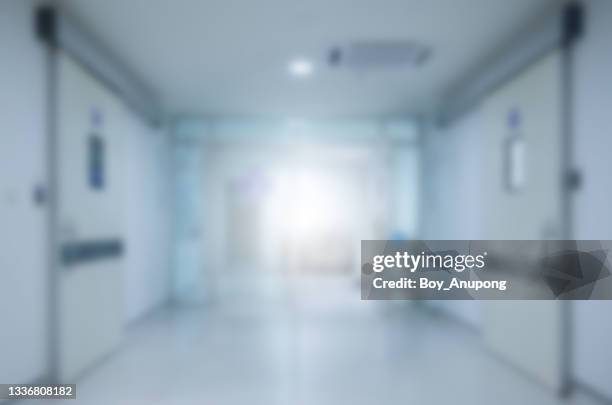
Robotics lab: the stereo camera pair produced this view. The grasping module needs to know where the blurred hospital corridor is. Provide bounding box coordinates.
[3,0,612,404]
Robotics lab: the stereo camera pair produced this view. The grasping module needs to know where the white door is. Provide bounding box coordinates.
[55,53,125,381]
[480,50,567,392]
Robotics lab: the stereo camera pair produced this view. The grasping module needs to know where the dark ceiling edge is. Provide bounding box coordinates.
[436,1,584,128]
[35,4,164,128]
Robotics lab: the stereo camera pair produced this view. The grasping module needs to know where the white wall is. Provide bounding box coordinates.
[422,109,483,329]
[423,111,482,241]
[172,138,207,304]
[389,147,420,239]
[385,121,421,239]
[124,118,172,323]
[0,0,48,384]
[572,0,612,399]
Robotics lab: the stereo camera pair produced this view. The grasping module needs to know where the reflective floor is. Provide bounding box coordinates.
[26,275,603,405]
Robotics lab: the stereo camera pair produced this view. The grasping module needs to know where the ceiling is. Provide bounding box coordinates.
[57,0,560,119]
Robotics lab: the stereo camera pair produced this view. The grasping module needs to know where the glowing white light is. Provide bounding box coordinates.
[289,59,313,77]
[289,171,343,238]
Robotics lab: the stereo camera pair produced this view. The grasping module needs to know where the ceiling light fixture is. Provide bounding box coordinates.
[289,58,313,77]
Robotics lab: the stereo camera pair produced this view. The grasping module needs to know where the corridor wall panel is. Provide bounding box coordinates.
[124,117,172,323]
[422,107,483,329]
[0,0,48,385]
[55,52,125,381]
[479,50,565,392]
[424,50,566,391]
[573,0,612,399]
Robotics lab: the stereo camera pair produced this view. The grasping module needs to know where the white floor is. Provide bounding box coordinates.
[27,275,603,405]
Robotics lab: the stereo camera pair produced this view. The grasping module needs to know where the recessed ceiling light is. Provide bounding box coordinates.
[289,58,313,77]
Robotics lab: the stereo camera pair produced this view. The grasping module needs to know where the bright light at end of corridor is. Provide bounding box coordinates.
[289,58,313,77]
[290,172,340,236]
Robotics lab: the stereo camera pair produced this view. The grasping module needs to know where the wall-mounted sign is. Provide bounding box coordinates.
[88,134,104,190]
[90,107,103,130]
[504,107,526,193]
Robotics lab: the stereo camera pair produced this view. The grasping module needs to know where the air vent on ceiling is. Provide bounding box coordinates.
[328,40,431,69]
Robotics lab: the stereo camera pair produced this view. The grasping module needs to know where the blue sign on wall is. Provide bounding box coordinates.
[89,134,105,190]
